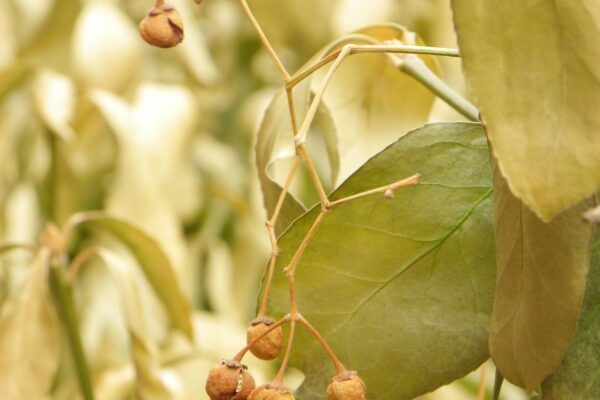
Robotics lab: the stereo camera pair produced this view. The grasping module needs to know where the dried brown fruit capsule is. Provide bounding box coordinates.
[138,2,184,48]
[248,384,295,400]
[327,371,366,400]
[246,317,283,360]
[205,360,255,400]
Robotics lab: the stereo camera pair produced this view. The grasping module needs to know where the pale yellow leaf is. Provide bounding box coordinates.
[0,248,61,400]
[33,69,76,140]
[72,1,141,92]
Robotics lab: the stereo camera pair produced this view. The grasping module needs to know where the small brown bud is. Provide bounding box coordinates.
[139,3,184,48]
[248,385,295,400]
[247,318,283,360]
[327,372,366,400]
[205,360,255,400]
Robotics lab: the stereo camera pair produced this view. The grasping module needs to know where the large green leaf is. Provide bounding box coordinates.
[69,212,194,340]
[0,248,61,399]
[265,123,496,399]
[451,0,600,222]
[489,161,594,391]
[542,230,600,399]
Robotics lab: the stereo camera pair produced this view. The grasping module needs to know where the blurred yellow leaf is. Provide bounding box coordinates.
[96,249,180,400]
[0,248,61,399]
[71,213,194,341]
[72,1,141,92]
[33,69,76,140]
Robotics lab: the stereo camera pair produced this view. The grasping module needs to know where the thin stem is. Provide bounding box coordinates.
[237,0,290,80]
[399,55,479,122]
[66,247,99,285]
[269,154,301,227]
[350,44,460,57]
[272,320,296,384]
[256,154,301,317]
[492,368,504,400]
[257,253,277,318]
[286,44,460,90]
[233,315,290,361]
[286,49,342,89]
[285,210,328,277]
[285,87,300,134]
[477,361,488,400]
[329,173,421,208]
[49,265,95,400]
[298,317,345,375]
[294,46,352,144]
[298,145,329,209]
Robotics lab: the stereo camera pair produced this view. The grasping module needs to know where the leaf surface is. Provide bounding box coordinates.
[489,161,594,391]
[266,123,496,399]
[542,229,600,399]
[452,0,600,221]
[0,248,61,399]
[71,212,194,340]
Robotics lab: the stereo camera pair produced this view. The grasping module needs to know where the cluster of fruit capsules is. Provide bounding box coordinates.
[137,1,369,398]
[204,315,367,400]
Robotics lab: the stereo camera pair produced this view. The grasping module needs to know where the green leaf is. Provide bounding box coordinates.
[542,230,600,399]
[266,123,496,399]
[451,0,600,222]
[70,212,194,340]
[489,162,594,391]
[0,248,61,399]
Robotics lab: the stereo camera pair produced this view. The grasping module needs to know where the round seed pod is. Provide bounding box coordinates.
[327,372,366,400]
[138,3,184,48]
[246,317,283,360]
[205,360,255,400]
[248,385,295,400]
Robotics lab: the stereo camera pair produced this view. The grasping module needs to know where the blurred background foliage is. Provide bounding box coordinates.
[0,0,530,398]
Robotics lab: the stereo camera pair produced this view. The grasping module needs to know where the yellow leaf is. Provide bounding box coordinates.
[0,248,61,399]
[490,159,595,391]
[452,0,600,221]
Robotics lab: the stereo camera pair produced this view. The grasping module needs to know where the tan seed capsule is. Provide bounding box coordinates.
[138,3,184,48]
[247,318,283,360]
[327,372,366,400]
[248,385,295,400]
[205,360,255,400]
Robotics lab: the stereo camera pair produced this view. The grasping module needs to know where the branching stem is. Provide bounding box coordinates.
[329,173,421,208]
[272,320,296,385]
[298,317,346,375]
[237,0,290,80]
[234,0,469,385]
